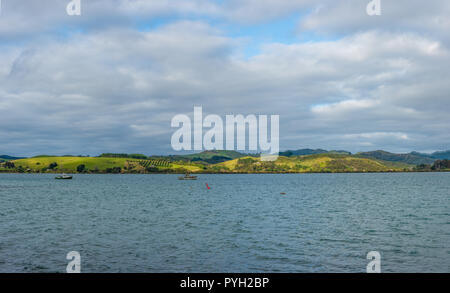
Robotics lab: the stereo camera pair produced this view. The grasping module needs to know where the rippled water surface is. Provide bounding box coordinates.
[0,173,449,272]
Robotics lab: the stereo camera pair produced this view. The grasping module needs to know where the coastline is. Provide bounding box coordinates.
[1,170,449,175]
[2,152,449,174]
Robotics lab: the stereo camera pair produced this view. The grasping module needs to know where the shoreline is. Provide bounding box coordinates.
[1,170,449,175]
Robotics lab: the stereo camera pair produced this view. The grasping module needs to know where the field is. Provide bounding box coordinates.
[11,156,202,173]
[5,153,415,174]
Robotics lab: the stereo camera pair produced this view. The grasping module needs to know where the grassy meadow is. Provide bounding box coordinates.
[1,152,418,174]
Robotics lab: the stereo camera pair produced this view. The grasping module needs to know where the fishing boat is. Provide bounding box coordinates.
[178,174,198,180]
[55,174,73,180]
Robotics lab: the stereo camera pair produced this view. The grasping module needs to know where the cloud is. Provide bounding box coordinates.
[221,0,316,23]
[311,99,378,114]
[344,132,410,141]
[299,0,450,43]
[0,1,449,155]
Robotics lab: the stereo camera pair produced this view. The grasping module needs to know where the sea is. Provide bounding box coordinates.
[0,173,449,272]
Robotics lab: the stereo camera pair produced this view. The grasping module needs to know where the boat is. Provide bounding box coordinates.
[178,174,198,180]
[55,174,73,180]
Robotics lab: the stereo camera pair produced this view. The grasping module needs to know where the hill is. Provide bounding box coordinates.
[5,149,450,174]
[357,150,436,165]
[4,153,413,174]
[168,150,249,164]
[279,149,351,157]
[211,153,411,173]
[8,156,203,173]
[0,155,25,161]
[414,150,450,160]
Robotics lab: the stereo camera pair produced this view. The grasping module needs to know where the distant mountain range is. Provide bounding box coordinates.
[4,149,450,174]
[167,150,250,164]
[4,153,412,174]
[279,149,351,157]
[0,155,25,161]
[172,149,450,166]
[279,149,450,165]
[411,150,450,160]
[357,150,450,165]
[356,150,436,165]
[2,149,450,166]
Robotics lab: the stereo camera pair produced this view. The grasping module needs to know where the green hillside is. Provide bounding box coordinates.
[7,156,203,173]
[357,150,436,165]
[279,149,351,157]
[2,153,413,174]
[11,148,450,174]
[426,150,450,160]
[169,150,249,164]
[211,153,412,173]
[0,155,25,161]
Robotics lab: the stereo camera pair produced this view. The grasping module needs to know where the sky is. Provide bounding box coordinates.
[0,0,449,156]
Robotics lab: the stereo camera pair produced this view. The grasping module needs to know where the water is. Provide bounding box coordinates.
[0,173,449,273]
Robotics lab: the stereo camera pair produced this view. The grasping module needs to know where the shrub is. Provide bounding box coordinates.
[5,161,15,169]
[77,164,86,173]
[105,167,122,173]
[48,162,58,170]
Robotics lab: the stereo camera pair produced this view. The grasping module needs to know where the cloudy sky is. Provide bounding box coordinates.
[0,0,449,156]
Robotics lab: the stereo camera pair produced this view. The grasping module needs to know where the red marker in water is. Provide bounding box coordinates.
[206,183,211,190]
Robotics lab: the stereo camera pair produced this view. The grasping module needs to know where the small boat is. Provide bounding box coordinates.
[55,174,73,180]
[178,174,198,180]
